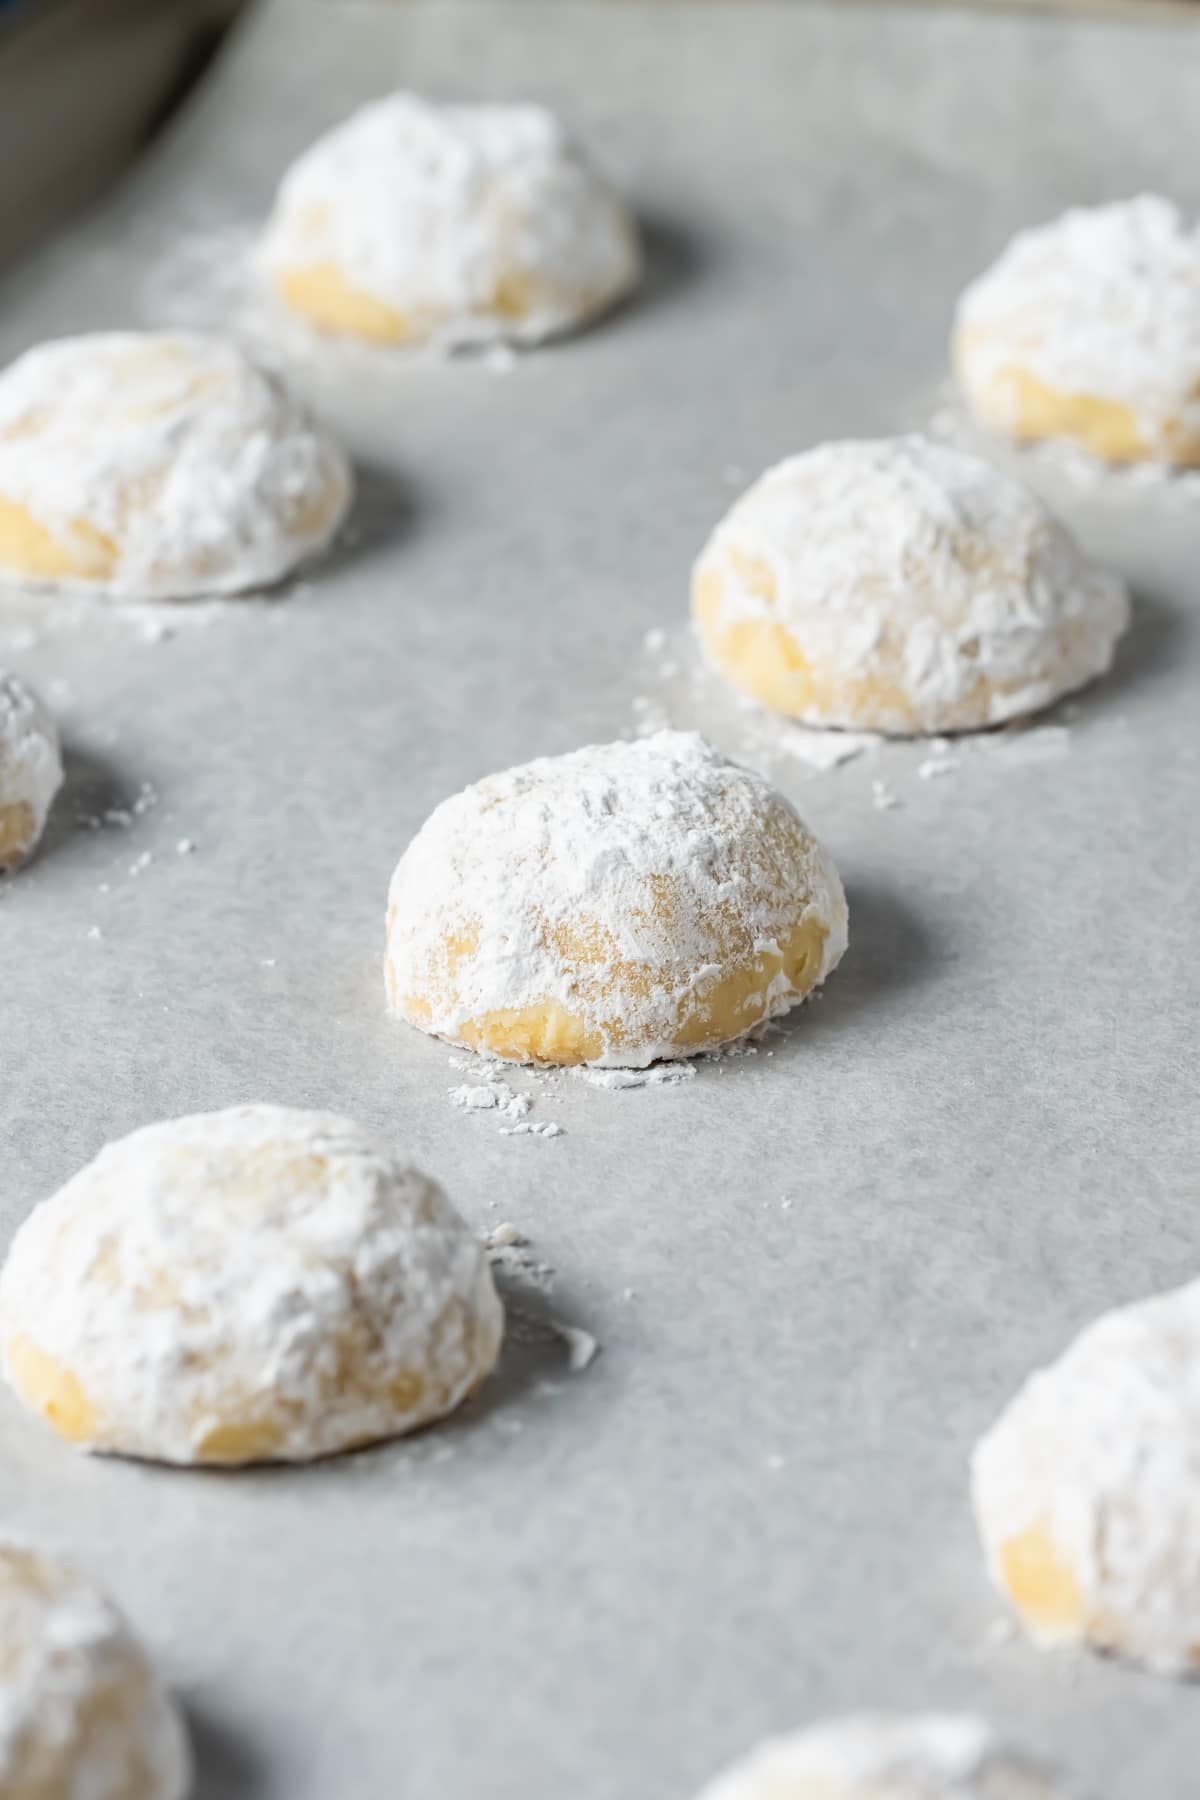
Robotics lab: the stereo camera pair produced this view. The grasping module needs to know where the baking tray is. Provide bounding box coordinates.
[1,4,1199,1796]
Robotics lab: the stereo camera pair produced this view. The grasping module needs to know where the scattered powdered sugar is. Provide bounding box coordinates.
[484,1223,555,1291]
[572,1063,696,1091]
[553,1323,599,1373]
[0,1545,191,1800]
[0,1105,503,1464]
[695,1713,1071,1799]
[772,725,883,772]
[955,196,1200,463]
[447,1057,562,1136]
[259,94,640,352]
[635,625,1079,805]
[0,333,352,602]
[972,1276,1200,1675]
[692,435,1129,735]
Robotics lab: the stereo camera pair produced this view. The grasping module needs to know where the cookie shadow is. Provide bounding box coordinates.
[634,210,709,316]
[318,459,425,578]
[778,878,944,1048]
[1079,585,1186,714]
[187,1700,270,1800]
[34,744,138,866]
[558,209,709,346]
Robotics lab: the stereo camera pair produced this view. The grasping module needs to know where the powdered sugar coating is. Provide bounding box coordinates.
[0,1544,190,1800]
[0,1105,503,1465]
[0,332,352,600]
[261,93,640,348]
[692,436,1128,734]
[386,730,847,1068]
[954,197,1200,464]
[0,672,62,870]
[972,1278,1200,1675]
[695,1713,1074,1799]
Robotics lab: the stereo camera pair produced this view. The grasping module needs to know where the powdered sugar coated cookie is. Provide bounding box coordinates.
[0,672,62,870]
[694,1713,1076,1799]
[692,436,1128,734]
[386,730,846,1068]
[0,1543,190,1800]
[0,1105,503,1465]
[973,1277,1200,1675]
[0,332,352,600]
[954,197,1200,467]
[262,93,640,349]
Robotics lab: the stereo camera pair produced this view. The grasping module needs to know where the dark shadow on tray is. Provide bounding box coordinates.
[187,1699,270,1800]
[552,210,708,346]
[1075,586,1186,714]
[774,878,943,1051]
[313,459,425,580]
[632,210,709,316]
[33,744,138,866]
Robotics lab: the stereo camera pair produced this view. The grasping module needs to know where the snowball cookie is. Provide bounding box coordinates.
[694,1713,1076,1800]
[0,1105,503,1465]
[691,436,1129,735]
[972,1277,1200,1675]
[954,196,1200,467]
[0,1543,190,1800]
[0,332,352,600]
[0,672,62,871]
[386,730,847,1068]
[261,93,641,348]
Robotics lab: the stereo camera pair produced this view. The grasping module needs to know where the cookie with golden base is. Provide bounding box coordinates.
[954,196,1200,467]
[0,332,352,600]
[691,436,1128,735]
[972,1277,1200,1675]
[0,1544,190,1800]
[0,1105,503,1465]
[261,93,640,349]
[0,672,62,871]
[386,730,846,1068]
[694,1714,1078,1799]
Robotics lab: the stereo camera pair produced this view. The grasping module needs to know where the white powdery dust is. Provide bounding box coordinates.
[447,1058,559,1136]
[572,1063,696,1091]
[552,1323,599,1374]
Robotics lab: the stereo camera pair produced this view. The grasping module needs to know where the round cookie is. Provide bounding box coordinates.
[0,332,352,600]
[386,729,847,1068]
[0,1104,503,1465]
[0,672,62,871]
[694,1714,1076,1799]
[954,196,1200,467]
[972,1278,1200,1675]
[261,93,640,349]
[0,1543,190,1800]
[691,435,1129,735]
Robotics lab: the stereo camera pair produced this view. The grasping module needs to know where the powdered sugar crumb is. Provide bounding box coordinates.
[552,1322,599,1373]
[572,1063,696,1090]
